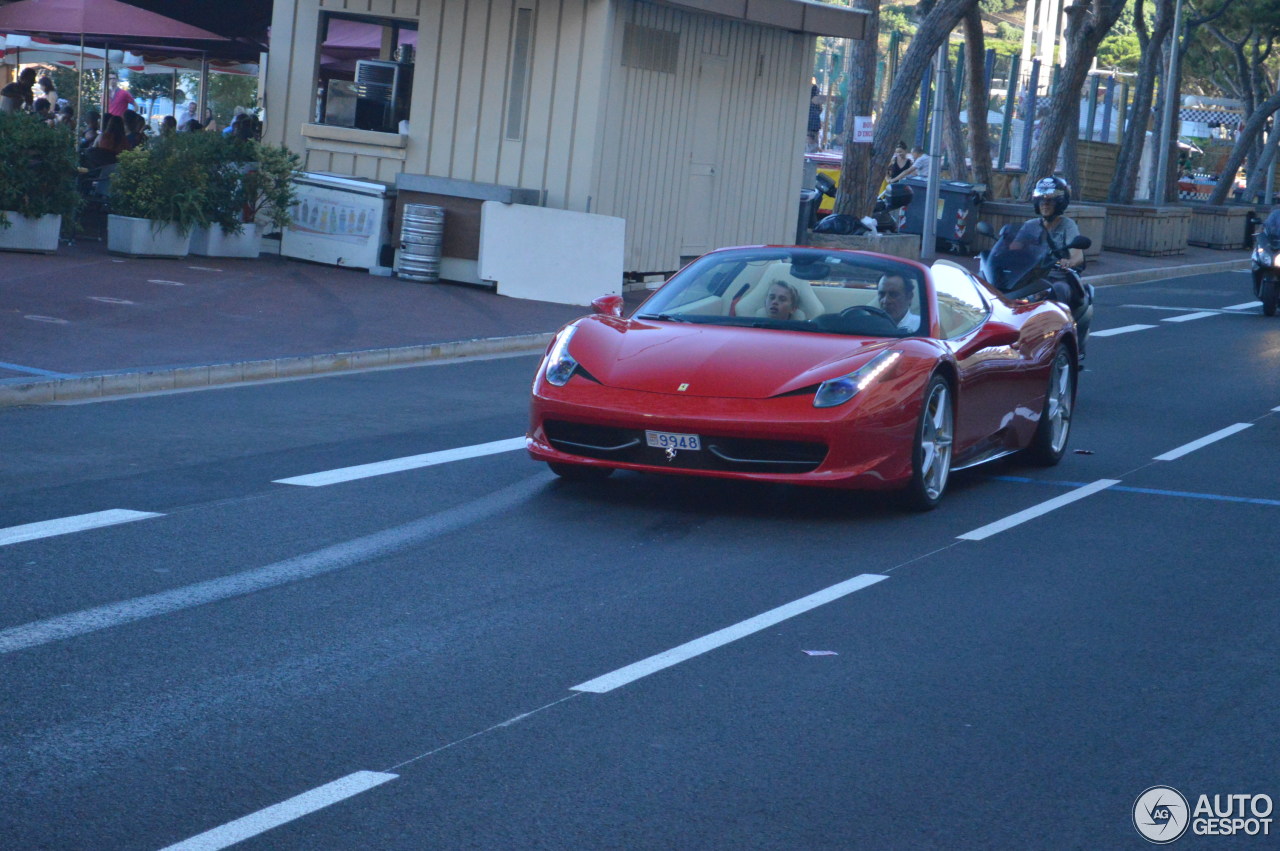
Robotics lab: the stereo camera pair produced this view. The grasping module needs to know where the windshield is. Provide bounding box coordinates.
[980,221,1053,293]
[636,248,925,337]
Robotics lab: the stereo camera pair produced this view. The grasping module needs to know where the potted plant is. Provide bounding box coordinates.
[189,137,300,258]
[0,113,81,253]
[107,134,208,257]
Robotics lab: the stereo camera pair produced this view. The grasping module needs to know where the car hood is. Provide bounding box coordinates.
[569,316,894,399]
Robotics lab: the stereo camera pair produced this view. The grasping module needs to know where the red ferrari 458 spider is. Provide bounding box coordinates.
[527,246,1079,509]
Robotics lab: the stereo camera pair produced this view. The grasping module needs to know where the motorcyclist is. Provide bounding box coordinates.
[1026,176,1092,354]
[1026,176,1083,270]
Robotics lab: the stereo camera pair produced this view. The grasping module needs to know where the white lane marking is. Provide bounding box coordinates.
[571,573,888,694]
[187,266,222,272]
[1154,423,1253,461]
[275,437,527,487]
[1274,405,1280,412]
[1162,311,1219,323]
[1224,301,1262,310]
[148,279,186,286]
[89,296,134,305]
[0,360,76,378]
[0,509,162,548]
[1120,304,1207,312]
[24,314,69,324]
[1091,324,1157,337]
[958,479,1120,541]
[158,771,397,851]
[0,476,544,654]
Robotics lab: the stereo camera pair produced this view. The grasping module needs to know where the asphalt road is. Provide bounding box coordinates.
[1,270,1277,850]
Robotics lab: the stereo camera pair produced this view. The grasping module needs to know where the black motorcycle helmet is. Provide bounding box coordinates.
[1031,176,1071,218]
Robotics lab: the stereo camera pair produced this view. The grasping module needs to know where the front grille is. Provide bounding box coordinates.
[544,420,827,473]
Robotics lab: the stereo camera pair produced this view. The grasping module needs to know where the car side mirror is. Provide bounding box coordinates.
[1069,235,1091,250]
[976,221,995,237]
[591,294,625,317]
[957,320,1020,359]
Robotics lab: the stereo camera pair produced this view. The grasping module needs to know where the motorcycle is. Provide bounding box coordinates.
[1250,209,1280,316]
[808,174,913,236]
[976,219,1094,355]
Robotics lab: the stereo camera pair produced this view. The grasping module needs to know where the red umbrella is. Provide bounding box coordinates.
[0,0,227,42]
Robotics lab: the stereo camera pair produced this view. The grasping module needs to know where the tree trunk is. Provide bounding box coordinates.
[1246,123,1280,201]
[836,0,978,218]
[1109,0,1172,203]
[963,8,993,191]
[1207,86,1280,204]
[1023,0,1127,198]
[832,0,880,217]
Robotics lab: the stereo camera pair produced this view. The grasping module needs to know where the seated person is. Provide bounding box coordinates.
[0,67,37,113]
[80,114,127,171]
[764,281,799,320]
[876,273,920,332]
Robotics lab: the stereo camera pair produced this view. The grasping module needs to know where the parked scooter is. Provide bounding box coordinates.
[810,176,914,236]
[976,220,1094,355]
[1250,209,1280,316]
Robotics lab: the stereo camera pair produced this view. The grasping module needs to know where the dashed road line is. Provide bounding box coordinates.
[957,479,1120,541]
[23,314,69,324]
[0,509,162,548]
[571,573,889,694]
[1224,301,1262,310]
[158,771,397,851]
[1154,423,1253,461]
[992,476,1280,507]
[148,279,187,286]
[1092,324,1156,337]
[274,437,526,487]
[1162,311,1218,322]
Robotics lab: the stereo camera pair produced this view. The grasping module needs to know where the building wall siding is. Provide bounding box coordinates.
[595,0,810,272]
[265,0,809,275]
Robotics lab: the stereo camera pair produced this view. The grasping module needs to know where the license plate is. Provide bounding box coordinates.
[645,430,702,451]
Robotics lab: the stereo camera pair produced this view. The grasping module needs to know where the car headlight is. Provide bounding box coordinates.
[814,350,902,408]
[544,326,579,386]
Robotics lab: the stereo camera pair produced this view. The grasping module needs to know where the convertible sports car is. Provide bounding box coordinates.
[527,245,1079,509]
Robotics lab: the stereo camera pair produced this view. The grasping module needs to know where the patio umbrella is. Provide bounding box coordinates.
[0,0,228,125]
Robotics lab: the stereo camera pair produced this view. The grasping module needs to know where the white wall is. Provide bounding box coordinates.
[479,201,624,304]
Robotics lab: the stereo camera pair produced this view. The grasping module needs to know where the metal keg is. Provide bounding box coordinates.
[397,204,445,282]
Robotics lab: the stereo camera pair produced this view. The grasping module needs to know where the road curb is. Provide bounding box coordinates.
[0,332,554,407]
[1086,258,1251,288]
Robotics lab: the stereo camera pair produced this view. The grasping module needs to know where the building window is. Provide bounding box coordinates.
[316,14,417,134]
[505,7,533,141]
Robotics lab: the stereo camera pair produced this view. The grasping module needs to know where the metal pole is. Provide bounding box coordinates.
[916,62,932,149]
[1020,59,1041,170]
[1100,76,1115,143]
[998,54,1020,169]
[1085,74,1099,143]
[922,44,947,262]
[1155,0,1185,204]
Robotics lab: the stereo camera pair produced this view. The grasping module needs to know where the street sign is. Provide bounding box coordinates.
[853,115,873,144]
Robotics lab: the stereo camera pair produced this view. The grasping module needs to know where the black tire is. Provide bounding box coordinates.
[1021,346,1076,466]
[1262,276,1279,317]
[901,375,954,511]
[548,462,613,482]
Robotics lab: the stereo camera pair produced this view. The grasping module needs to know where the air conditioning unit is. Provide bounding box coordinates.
[354,59,413,132]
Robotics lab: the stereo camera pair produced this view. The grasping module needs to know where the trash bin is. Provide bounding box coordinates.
[397,204,445,282]
[898,177,983,253]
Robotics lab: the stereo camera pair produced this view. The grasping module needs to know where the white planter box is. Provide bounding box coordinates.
[190,223,261,258]
[0,212,61,253]
[107,215,192,258]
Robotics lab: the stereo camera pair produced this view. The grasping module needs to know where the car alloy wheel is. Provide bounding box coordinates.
[904,375,953,510]
[1022,346,1075,466]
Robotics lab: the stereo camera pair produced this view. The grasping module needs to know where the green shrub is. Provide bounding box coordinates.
[109,134,210,234]
[0,113,82,228]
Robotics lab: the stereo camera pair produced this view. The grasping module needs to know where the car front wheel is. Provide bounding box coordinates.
[902,375,954,511]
